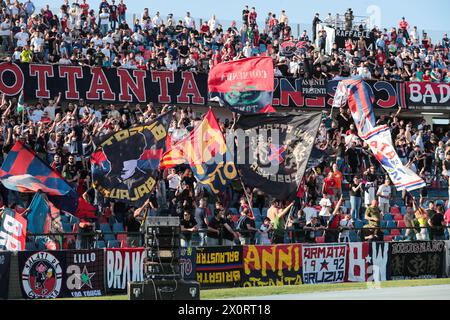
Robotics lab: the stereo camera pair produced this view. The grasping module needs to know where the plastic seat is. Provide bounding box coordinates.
[62,222,72,232]
[94,240,106,249]
[390,207,400,214]
[262,208,268,218]
[116,233,127,243]
[384,213,393,221]
[400,206,407,215]
[100,223,116,241]
[394,214,403,221]
[113,223,125,233]
[384,235,394,242]
[394,235,404,241]
[391,229,401,236]
[380,220,387,228]
[108,240,121,248]
[354,220,364,229]
[397,220,406,228]
[251,208,261,218]
[228,208,238,215]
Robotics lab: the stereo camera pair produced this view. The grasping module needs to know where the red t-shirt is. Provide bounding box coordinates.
[422,74,431,82]
[376,53,386,66]
[323,177,336,195]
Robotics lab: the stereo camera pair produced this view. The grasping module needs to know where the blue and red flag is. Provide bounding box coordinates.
[208,56,274,114]
[0,141,73,196]
[0,141,79,214]
[332,78,376,136]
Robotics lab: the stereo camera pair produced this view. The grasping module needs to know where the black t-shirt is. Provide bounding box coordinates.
[125,213,141,232]
[181,217,197,241]
[430,214,444,236]
[349,182,363,197]
[207,217,225,239]
[444,159,450,170]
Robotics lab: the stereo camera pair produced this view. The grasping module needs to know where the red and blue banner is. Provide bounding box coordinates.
[208,57,274,114]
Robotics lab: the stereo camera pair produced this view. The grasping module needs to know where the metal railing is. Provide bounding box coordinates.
[24,224,449,250]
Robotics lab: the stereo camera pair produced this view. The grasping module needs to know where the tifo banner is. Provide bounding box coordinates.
[236,111,322,200]
[302,244,347,284]
[195,246,242,288]
[4,63,450,109]
[334,29,376,54]
[0,62,207,105]
[180,247,197,281]
[388,241,446,280]
[160,109,237,194]
[242,244,303,287]
[208,57,274,114]
[105,248,145,294]
[18,251,67,299]
[362,125,425,191]
[0,208,27,251]
[91,111,172,206]
[65,249,105,298]
[0,251,11,299]
[406,82,450,107]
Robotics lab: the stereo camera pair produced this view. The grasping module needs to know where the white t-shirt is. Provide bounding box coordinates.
[44,105,57,120]
[319,198,332,216]
[31,37,44,52]
[91,37,103,48]
[377,185,391,205]
[168,174,181,190]
[303,206,318,223]
[29,109,44,123]
[15,31,29,47]
[0,21,11,36]
[339,219,353,238]
[99,12,110,25]
[184,16,195,28]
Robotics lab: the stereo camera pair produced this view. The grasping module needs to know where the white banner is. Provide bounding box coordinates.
[302,244,347,284]
[361,125,426,192]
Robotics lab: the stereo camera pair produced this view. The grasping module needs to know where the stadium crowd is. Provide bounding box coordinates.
[0,1,449,249]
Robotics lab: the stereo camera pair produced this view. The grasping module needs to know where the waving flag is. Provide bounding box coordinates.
[333,78,425,192]
[0,141,73,196]
[236,111,322,200]
[26,192,50,234]
[208,56,274,114]
[160,109,237,194]
[91,111,172,206]
[332,78,376,136]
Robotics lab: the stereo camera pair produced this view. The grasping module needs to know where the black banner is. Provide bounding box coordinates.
[0,62,207,105]
[235,111,322,200]
[388,241,446,280]
[5,62,449,109]
[0,251,11,299]
[334,29,376,54]
[301,78,327,97]
[64,249,105,298]
[91,112,172,206]
[195,246,243,289]
[18,251,67,299]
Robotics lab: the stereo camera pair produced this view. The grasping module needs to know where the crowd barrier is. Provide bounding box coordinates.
[1,241,449,299]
